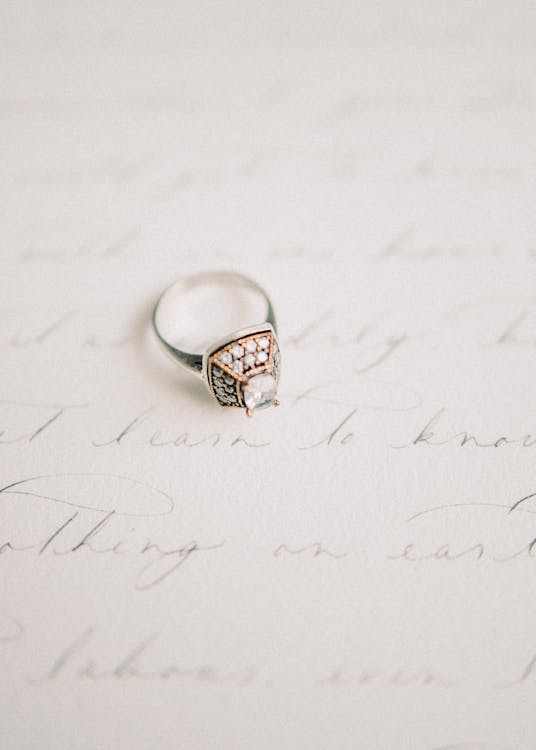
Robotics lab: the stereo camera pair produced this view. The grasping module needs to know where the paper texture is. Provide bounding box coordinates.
[2,2,536,748]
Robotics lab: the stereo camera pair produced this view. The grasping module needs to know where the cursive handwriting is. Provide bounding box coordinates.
[30,628,256,685]
[274,542,347,559]
[390,491,536,563]
[394,408,536,450]
[317,665,455,688]
[0,472,175,516]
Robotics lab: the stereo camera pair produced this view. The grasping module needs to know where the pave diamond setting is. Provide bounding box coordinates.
[208,328,280,413]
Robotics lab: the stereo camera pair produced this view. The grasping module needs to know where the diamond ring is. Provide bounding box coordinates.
[152,271,281,416]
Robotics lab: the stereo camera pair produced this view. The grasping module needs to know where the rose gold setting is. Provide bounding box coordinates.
[207,329,281,409]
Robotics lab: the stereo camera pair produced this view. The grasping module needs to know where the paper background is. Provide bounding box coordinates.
[2,2,536,748]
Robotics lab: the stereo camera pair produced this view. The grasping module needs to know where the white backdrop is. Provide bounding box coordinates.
[2,2,536,748]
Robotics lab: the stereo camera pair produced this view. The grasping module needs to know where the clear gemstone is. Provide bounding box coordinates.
[258,336,269,349]
[243,353,256,368]
[212,366,222,377]
[243,373,277,411]
[232,360,244,374]
[245,339,257,353]
[231,344,244,359]
[219,351,232,365]
[257,350,268,364]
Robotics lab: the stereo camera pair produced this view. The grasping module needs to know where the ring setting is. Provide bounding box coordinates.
[208,325,281,414]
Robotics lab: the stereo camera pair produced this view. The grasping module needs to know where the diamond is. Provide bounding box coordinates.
[232,360,244,374]
[219,351,232,365]
[243,373,277,410]
[245,339,257,353]
[257,350,268,364]
[231,344,244,359]
[243,353,256,368]
[258,336,269,349]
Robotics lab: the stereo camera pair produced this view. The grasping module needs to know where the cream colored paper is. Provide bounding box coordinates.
[2,3,536,748]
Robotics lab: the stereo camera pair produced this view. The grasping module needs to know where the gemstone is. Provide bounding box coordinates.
[243,353,256,368]
[257,350,268,364]
[258,336,269,349]
[232,360,244,374]
[231,344,245,359]
[212,366,222,377]
[245,339,257,353]
[219,351,232,365]
[224,375,234,385]
[243,373,277,411]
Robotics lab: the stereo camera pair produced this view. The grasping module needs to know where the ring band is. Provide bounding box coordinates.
[152,271,281,415]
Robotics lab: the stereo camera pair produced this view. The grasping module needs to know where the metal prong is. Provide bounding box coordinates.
[273,400,280,407]
[246,408,254,417]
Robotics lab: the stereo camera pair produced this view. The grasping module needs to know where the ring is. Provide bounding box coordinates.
[152,271,281,416]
